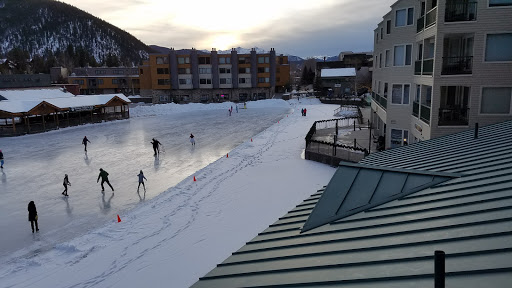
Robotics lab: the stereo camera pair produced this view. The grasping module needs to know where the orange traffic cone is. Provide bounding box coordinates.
[193,176,196,182]
[227,153,229,158]
[117,214,121,223]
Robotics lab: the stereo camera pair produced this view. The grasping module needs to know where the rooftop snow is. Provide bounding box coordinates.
[320,68,356,77]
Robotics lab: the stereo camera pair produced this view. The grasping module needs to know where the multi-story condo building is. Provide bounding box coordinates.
[372,0,512,149]
[68,67,140,95]
[139,48,290,103]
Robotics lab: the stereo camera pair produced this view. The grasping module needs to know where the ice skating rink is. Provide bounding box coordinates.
[0,106,289,257]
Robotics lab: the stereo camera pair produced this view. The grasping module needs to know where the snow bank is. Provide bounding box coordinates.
[129,98,308,117]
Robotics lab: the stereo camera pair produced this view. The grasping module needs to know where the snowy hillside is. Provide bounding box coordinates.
[0,0,153,64]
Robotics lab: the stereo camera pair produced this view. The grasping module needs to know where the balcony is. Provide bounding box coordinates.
[438,107,469,126]
[413,101,419,117]
[445,2,477,22]
[417,16,425,33]
[426,7,437,28]
[442,56,473,75]
[420,105,431,124]
[372,92,387,110]
[423,59,434,75]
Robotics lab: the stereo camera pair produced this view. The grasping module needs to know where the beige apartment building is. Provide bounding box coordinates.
[372,0,512,149]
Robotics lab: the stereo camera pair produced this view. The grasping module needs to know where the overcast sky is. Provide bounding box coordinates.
[60,0,396,58]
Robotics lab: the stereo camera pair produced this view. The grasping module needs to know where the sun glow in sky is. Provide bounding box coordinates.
[59,0,396,57]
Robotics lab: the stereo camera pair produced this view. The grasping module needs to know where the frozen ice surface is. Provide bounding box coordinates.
[0,98,338,288]
[0,107,289,257]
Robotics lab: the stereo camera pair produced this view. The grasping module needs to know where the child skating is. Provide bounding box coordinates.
[0,149,4,169]
[137,170,147,192]
[62,174,71,196]
[190,133,195,145]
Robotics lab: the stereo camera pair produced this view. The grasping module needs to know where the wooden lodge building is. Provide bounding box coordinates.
[0,87,131,137]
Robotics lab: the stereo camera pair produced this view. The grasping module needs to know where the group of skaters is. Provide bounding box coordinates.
[301,108,308,116]
[12,132,199,234]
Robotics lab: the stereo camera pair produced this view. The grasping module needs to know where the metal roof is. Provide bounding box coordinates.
[302,162,459,232]
[191,121,512,287]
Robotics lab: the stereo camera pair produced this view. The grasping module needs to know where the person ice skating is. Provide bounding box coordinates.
[137,170,147,192]
[82,136,91,152]
[304,108,307,116]
[62,174,71,196]
[97,168,114,192]
[301,108,304,116]
[236,105,238,113]
[28,201,39,233]
[0,149,4,169]
[151,138,161,156]
[190,133,195,145]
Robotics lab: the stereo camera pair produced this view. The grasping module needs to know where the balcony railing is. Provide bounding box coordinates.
[417,16,425,33]
[372,92,387,110]
[413,101,419,117]
[442,56,473,75]
[423,59,434,75]
[438,107,469,126]
[426,7,437,28]
[445,2,477,22]
[415,61,422,75]
[420,104,431,124]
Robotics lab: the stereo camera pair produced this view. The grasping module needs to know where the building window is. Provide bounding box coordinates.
[265,77,270,83]
[98,79,104,85]
[258,77,265,83]
[157,79,170,85]
[379,53,382,68]
[258,57,265,64]
[156,57,168,64]
[376,32,379,43]
[489,0,512,7]
[391,129,409,148]
[239,78,249,84]
[384,83,388,98]
[238,57,248,64]
[157,68,169,74]
[257,67,265,73]
[160,95,169,102]
[375,55,378,68]
[394,44,412,66]
[220,78,232,84]
[179,79,191,85]
[481,87,512,114]
[265,56,270,63]
[198,57,211,64]
[199,78,212,84]
[219,57,226,64]
[178,57,190,64]
[239,67,250,74]
[178,68,190,74]
[385,50,391,67]
[380,27,383,39]
[386,20,391,34]
[139,69,143,75]
[395,7,414,27]
[392,84,410,104]
[219,68,231,74]
[112,79,119,84]
[485,33,512,62]
[199,68,212,74]
[95,70,106,75]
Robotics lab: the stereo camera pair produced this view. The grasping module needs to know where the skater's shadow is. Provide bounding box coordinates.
[84,152,91,166]
[62,197,73,217]
[138,190,146,202]
[154,156,160,171]
[1,170,6,184]
[189,144,195,153]
[100,192,114,213]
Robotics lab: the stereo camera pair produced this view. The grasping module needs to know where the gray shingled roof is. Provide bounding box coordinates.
[191,121,512,287]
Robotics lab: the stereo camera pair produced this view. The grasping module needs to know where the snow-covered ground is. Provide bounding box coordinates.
[0,98,338,288]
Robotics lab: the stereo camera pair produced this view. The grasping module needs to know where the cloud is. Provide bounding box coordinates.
[60,0,396,57]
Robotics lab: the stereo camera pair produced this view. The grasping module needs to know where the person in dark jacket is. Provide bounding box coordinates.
[97,168,114,192]
[82,136,91,152]
[190,133,195,145]
[62,174,71,196]
[151,138,161,156]
[137,170,147,192]
[28,201,39,233]
[0,149,4,169]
